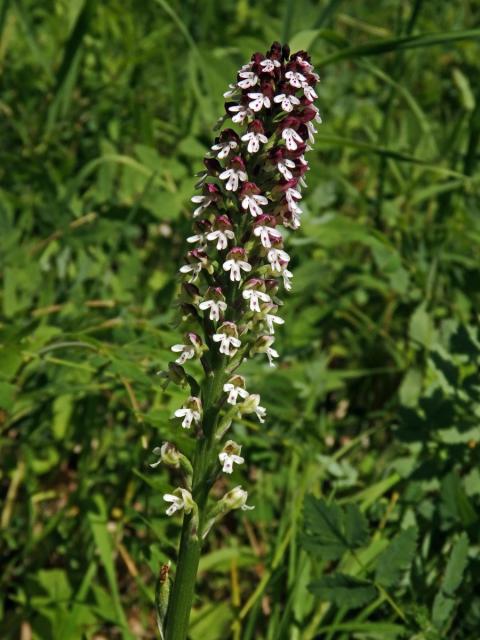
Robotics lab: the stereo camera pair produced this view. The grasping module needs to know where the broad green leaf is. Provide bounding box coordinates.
[432,533,469,630]
[309,573,377,609]
[375,527,417,587]
[409,304,435,349]
[302,496,369,560]
[0,381,16,411]
[440,473,477,526]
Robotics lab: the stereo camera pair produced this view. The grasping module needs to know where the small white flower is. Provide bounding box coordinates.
[260,58,280,72]
[242,288,271,313]
[221,485,255,511]
[311,104,322,123]
[150,443,181,469]
[288,210,302,229]
[190,194,212,218]
[266,313,285,334]
[302,82,318,101]
[267,248,290,272]
[219,166,248,192]
[218,440,244,474]
[186,233,206,247]
[174,401,201,429]
[277,158,296,180]
[163,488,194,516]
[211,139,238,160]
[286,186,302,205]
[266,345,279,367]
[179,262,202,282]
[273,93,300,112]
[241,193,268,217]
[287,198,302,216]
[241,130,268,154]
[285,70,306,88]
[199,298,227,322]
[295,56,313,72]
[241,393,267,423]
[206,228,235,250]
[282,268,293,290]
[282,128,303,151]
[228,104,251,124]
[238,71,259,89]
[212,332,241,356]
[171,343,195,365]
[253,224,282,248]
[223,379,249,405]
[223,83,238,98]
[306,121,317,144]
[223,258,252,282]
[248,92,271,112]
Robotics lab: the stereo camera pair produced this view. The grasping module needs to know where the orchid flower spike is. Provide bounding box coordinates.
[160,44,320,604]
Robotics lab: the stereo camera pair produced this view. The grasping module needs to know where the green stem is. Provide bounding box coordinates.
[164,365,226,640]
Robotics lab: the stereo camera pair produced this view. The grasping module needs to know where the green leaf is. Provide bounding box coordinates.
[442,534,470,596]
[452,68,475,111]
[302,496,369,560]
[375,527,417,587]
[309,573,377,609]
[409,303,435,349]
[440,473,477,526]
[0,381,16,411]
[432,533,469,630]
[399,368,423,407]
[88,496,134,638]
[52,394,74,440]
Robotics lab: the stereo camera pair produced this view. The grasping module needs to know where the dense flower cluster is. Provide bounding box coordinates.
[152,41,320,529]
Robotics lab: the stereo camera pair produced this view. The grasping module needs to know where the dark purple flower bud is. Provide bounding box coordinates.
[279,116,301,131]
[182,282,201,300]
[204,157,222,175]
[240,182,261,197]
[228,246,247,259]
[215,215,233,229]
[264,278,280,294]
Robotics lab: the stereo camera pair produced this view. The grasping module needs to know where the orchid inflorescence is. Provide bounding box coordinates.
[151,41,320,538]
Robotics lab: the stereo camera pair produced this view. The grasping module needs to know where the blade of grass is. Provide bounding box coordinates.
[45,0,95,133]
[319,29,480,66]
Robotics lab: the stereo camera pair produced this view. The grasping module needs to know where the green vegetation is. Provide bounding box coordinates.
[1,1,479,639]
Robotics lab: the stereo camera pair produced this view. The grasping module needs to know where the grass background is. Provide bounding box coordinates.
[1,1,480,638]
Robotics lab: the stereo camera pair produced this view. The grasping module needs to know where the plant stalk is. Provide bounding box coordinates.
[164,365,225,640]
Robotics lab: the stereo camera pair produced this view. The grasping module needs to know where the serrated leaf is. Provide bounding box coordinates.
[432,533,469,630]
[309,573,377,609]
[375,527,417,587]
[302,496,369,560]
